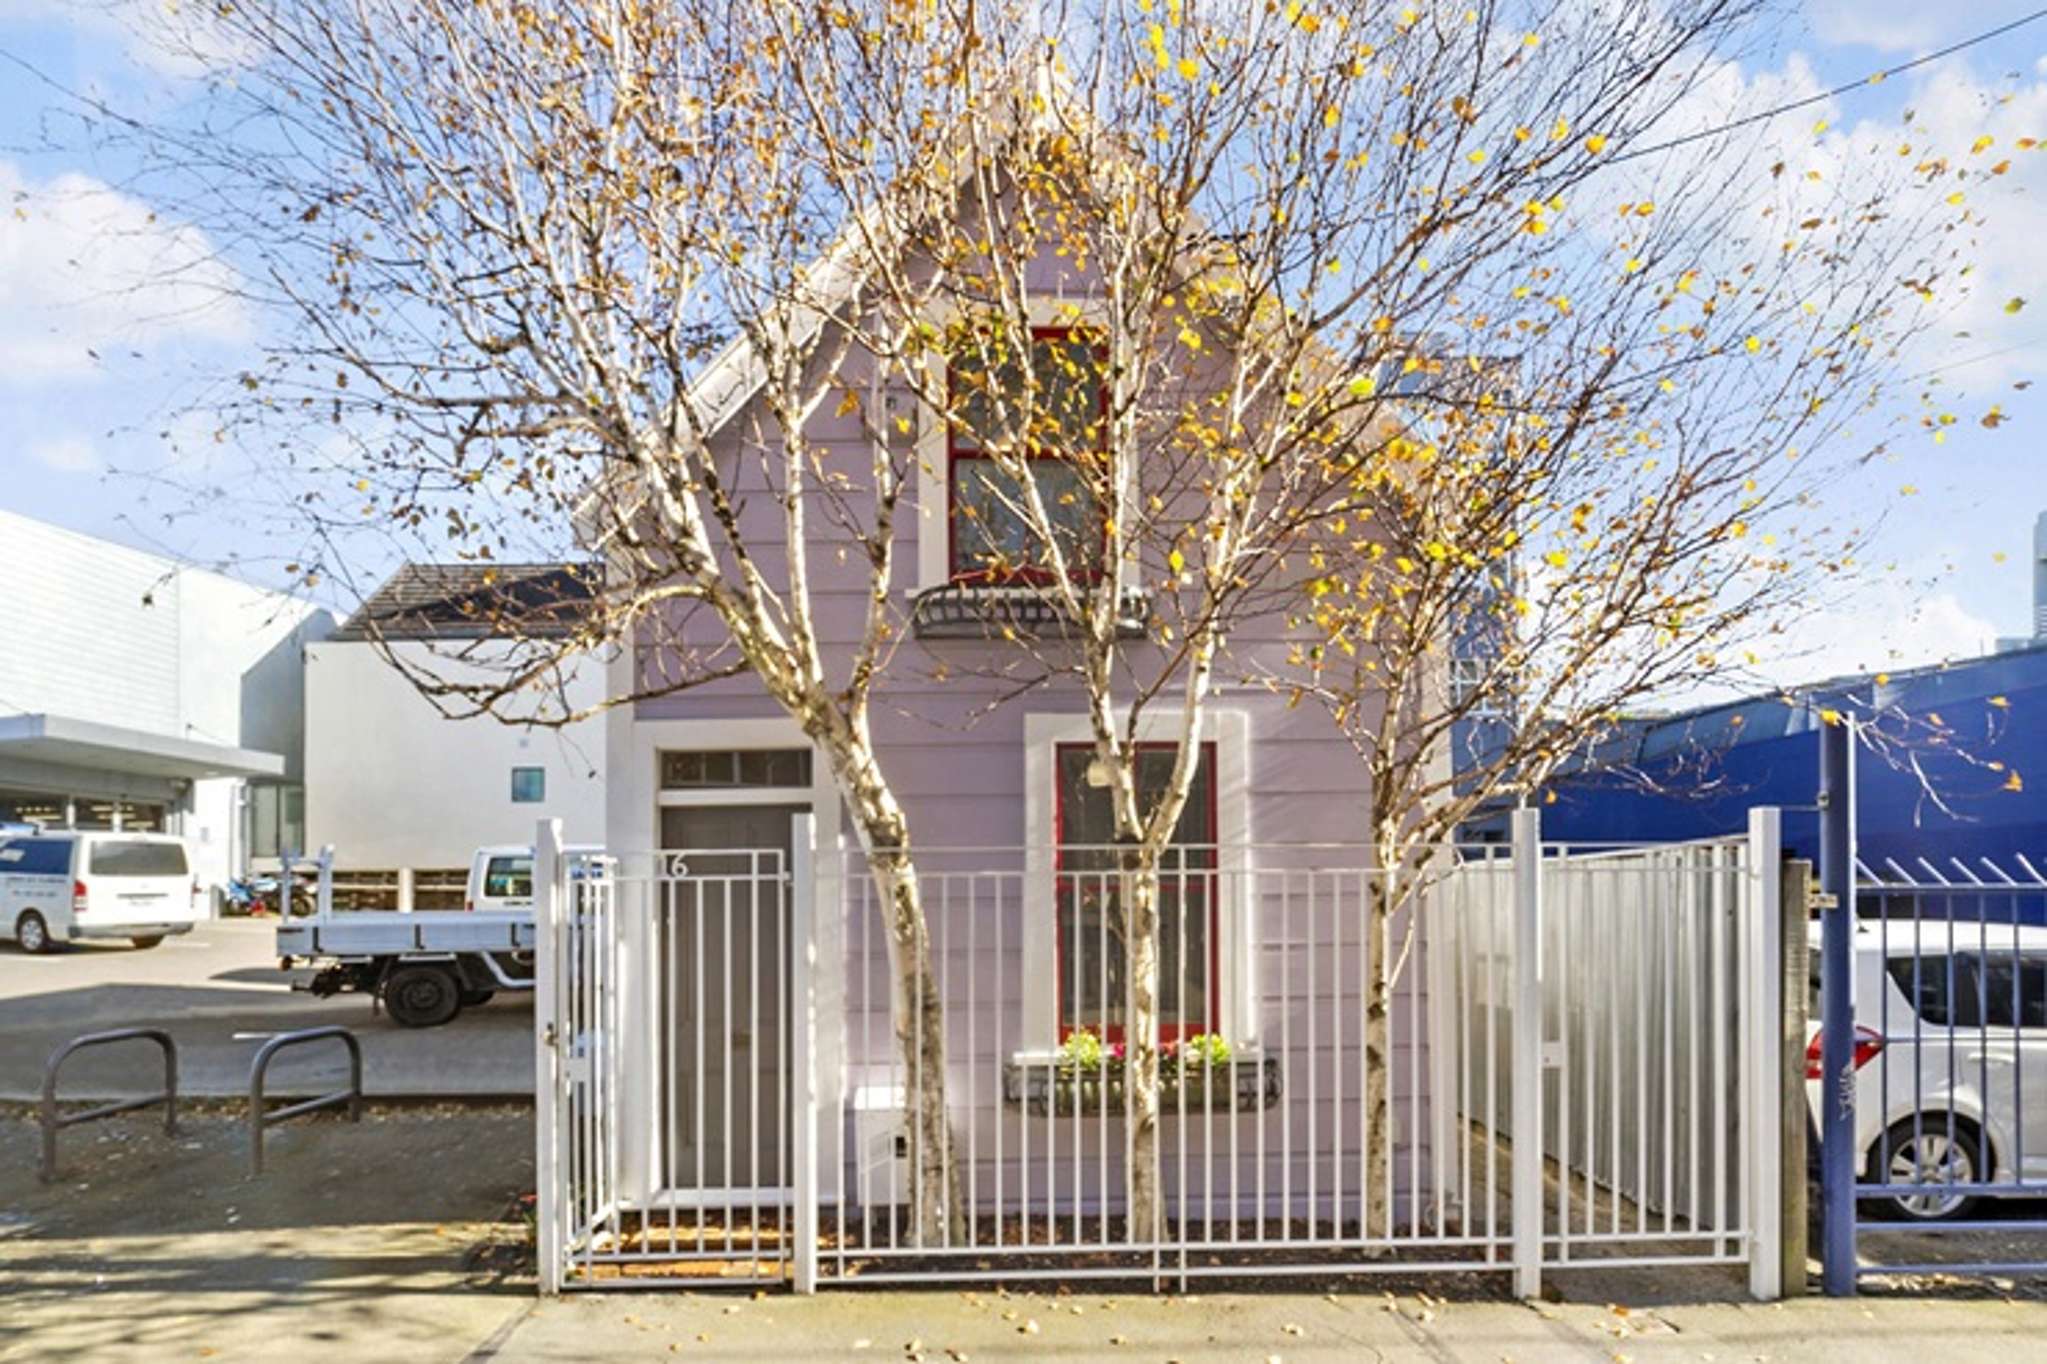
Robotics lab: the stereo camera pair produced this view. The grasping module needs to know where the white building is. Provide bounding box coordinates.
[303,563,605,906]
[0,509,332,891]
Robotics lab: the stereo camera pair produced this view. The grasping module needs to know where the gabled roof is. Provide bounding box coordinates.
[330,563,597,642]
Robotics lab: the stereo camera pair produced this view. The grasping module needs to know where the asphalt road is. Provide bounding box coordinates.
[0,918,532,1100]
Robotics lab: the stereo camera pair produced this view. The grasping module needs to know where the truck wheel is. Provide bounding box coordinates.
[384,964,463,1028]
[15,911,53,955]
[459,988,496,1008]
[130,935,166,950]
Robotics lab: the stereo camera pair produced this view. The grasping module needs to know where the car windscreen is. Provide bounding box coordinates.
[88,841,190,878]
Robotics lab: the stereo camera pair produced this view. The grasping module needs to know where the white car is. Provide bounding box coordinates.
[0,831,202,954]
[1806,919,2047,1221]
[464,843,601,912]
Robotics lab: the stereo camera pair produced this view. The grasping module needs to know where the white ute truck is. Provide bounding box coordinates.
[275,844,595,1028]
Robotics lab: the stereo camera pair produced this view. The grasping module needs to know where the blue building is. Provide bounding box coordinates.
[1540,642,2047,881]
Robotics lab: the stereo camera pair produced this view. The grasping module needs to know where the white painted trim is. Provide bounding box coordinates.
[1020,709,1253,1050]
[913,293,1110,592]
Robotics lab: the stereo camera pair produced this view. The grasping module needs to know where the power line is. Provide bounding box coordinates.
[1607,9,2047,166]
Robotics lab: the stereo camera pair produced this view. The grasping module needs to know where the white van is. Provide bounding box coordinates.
[0,832,202,953]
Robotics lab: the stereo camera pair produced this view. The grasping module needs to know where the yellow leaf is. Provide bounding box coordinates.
[1177,57,1199,79]
[2006,297,2027,314]
[835,389,861,417]
[1467,148,1487,165]
[1744,335,1761,353]
[1972,134,1995,154]
[1348,375,1377,398]
[1543,550,1569,569]
[1990,695,2011,708]
[1818,708,1843,727]
[1585,134,1608,154]
[1168,548,1185,574]
[1178,326,1203,351]
[2006,770,2026,793]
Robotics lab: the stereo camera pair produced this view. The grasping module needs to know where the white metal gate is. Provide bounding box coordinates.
[536,810,1784,1297]
[534,819,810,1291]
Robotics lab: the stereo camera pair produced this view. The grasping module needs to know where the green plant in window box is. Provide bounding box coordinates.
[1012,1027,1275,1116]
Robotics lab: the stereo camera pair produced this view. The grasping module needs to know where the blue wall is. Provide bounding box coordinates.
[1541,645,2047,879]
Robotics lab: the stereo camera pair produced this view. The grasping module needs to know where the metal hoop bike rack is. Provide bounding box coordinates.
[248,1026,363,1175]
[40,1028,179,1182]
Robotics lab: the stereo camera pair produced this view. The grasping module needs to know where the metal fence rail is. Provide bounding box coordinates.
[534,810,1784,1298]
[1840,876,2047,1279]
[39,1027,179,1182]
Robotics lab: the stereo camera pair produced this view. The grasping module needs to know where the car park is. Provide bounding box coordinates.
[0,830,203,954]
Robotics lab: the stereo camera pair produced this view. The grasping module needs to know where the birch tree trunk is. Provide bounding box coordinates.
[1362,867,1398,1241]
[840,761,963,1245]
[1121,851,1164,1244]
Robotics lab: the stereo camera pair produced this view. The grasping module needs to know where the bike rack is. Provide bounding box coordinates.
[248,1026,363,1175]
[40,1028,179,1183]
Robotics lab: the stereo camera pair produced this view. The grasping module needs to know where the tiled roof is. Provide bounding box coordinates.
[329,563,597,642]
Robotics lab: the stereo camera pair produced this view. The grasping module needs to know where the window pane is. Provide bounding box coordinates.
[1054,743,1218,1037]
[1888,954,1961,1026]
[950,457,1097,580]
[89,841,189,877]
[484,855,533,898]
[511,767,546,803]
[251,786,280,858]
[660,749,812,789]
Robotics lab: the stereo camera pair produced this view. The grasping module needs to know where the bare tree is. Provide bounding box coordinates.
[86,0,1003,1240]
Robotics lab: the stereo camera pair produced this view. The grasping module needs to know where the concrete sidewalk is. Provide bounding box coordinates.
[487,1285,2047,1362]
[7,1109,2047,1363]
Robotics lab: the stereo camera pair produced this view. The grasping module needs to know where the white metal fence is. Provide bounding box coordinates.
[534,810,1784,1297]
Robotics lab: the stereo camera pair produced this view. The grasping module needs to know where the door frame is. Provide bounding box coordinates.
[608,712,844,1203]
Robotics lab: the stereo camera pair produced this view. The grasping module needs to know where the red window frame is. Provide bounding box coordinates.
[1051,740,1220,1044]
[946,326,1109,585]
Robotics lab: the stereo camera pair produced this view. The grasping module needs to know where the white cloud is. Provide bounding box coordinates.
[0,160,250,387]
[1806,3,2043,55]
[28,434,100,474]
[1749,583,2002,686]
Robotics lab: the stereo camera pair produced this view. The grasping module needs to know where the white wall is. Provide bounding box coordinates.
[305,639,606,870]
[0,510,327,890]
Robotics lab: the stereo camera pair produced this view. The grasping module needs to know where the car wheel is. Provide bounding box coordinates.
[459,988,496,1008]
[130,935,166,950]
[384,964,463,1028]
[1868,1116,1987,1222]
[15,911,53,955]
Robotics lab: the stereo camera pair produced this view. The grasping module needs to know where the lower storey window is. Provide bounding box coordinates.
[1055,742,1217,1041]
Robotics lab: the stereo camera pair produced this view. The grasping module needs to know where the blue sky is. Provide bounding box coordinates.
[0,0,2043,679]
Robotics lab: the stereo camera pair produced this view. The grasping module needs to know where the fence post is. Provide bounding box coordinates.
[1510,807,1543,1300]
[533,817,566,1297]
[791,814,819,1294]
[1745,807,1784,1300]
[1778,860,1812,1298]
[1818,721,1857,1296]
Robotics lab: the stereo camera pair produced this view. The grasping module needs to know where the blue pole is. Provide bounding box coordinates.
[1819,718,1856,1295]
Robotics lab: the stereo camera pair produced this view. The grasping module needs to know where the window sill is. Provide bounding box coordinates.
[909,582,1151,641]
[1000,1049,1280,1116]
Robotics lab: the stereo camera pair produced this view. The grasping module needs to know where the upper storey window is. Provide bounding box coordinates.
[947,328,1106,584]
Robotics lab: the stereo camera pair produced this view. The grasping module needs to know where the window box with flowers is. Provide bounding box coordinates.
[1001,1029,1281,1117]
